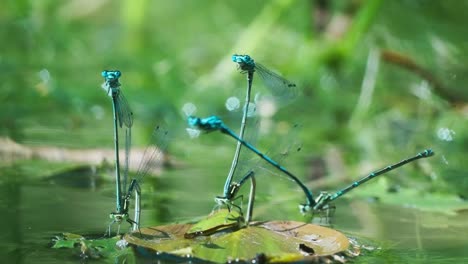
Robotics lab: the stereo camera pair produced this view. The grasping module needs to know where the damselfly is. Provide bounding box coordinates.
[231,54,298,104]
[102,71,169,235]
[101,70,134,218]
[306,149,434,214]
[223,54,298,216]
[188,115,435,215]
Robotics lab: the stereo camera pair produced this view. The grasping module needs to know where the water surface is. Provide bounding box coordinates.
[0,167,466,263]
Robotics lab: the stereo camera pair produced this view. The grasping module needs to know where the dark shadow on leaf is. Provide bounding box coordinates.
[201,242,224,249]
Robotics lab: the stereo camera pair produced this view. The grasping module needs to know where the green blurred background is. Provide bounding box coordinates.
[1,0,466,195]
[1,0,468,262]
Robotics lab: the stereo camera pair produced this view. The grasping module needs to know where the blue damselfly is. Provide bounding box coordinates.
[188,115,434,215]
[224,54,298,212]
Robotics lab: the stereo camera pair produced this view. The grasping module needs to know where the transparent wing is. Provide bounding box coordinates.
[255,63,298,105]
[116,92,133,193]
[122,127,131,193]
[255,123,302,175]
[116,91,134,128]
[133,125,171,186]
[235,123,303,186]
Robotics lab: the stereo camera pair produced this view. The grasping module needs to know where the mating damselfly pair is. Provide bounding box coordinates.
[100,54,434,234]
[187,54,434,221]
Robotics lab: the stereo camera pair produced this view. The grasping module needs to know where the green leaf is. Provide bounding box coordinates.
[126,220,350,263]
[51,233,84,249]
[184,209,244,238]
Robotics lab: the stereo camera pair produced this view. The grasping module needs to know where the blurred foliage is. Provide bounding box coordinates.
[0,0,467,197]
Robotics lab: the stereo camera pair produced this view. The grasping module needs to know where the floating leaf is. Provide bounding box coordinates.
[126,219,350,263]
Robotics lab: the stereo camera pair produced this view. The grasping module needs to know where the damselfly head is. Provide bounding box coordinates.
[186,116,202,138]
[227,182,241,197]
[101,70,121,91]
[299,203,311,214]
[232,54,254,65]
[187,115,224,132]
[187,116,200,127]
[421,149,434,157]
[182,103,200,138]
[102,70,121,80]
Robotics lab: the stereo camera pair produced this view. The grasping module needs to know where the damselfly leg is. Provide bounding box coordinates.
[214,171,256,224]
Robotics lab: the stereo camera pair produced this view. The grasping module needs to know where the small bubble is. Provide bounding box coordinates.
[91,105,105,120]
[441,155,449,165]
[257,98,277,117]
[153,60,172,75]
[225,96,240,111]
[186,128,200,138]
[38,68,51,83]
[437,127,455,141]
[411,81,431,99]
[182,102,197,116]
[35,68,52,95]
